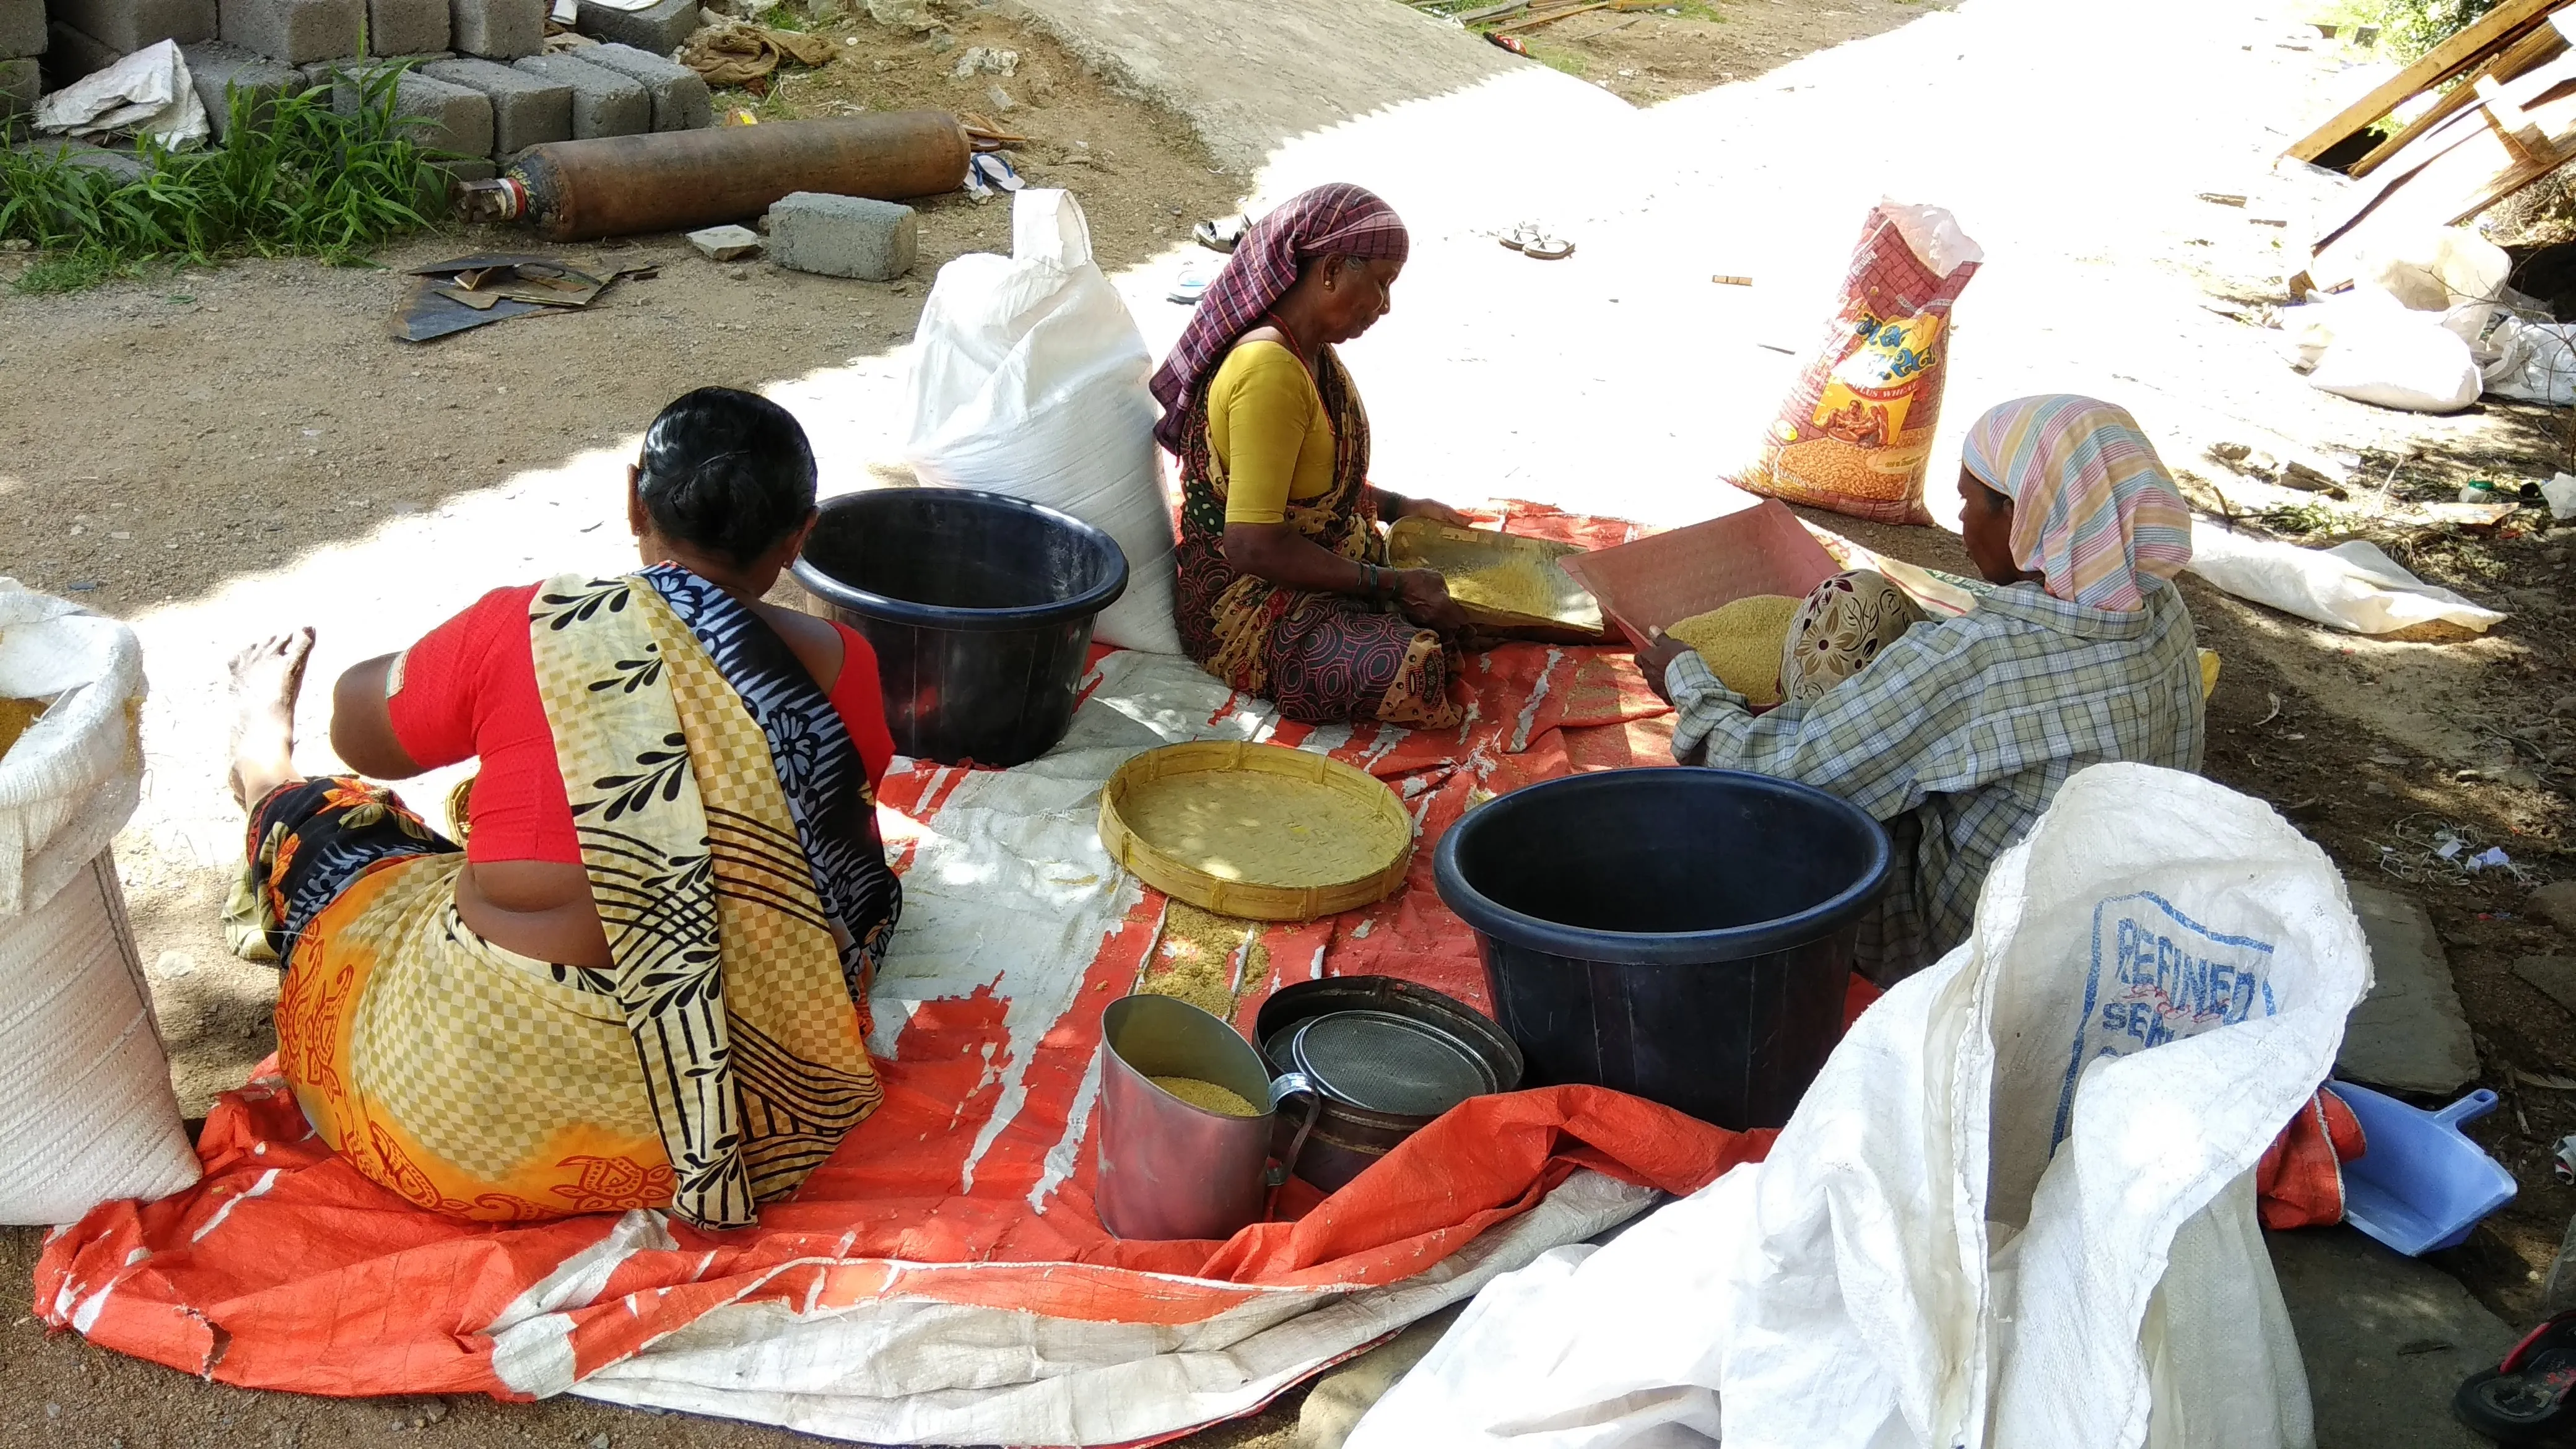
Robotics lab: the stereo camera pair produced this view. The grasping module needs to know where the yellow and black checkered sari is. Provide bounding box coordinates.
[237,567,898,1229]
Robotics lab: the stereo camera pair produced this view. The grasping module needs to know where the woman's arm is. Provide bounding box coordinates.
[1654,624,1977,824]
[1370,487,1471,528]
[329,655,426,780]
[1222,523,1465,630]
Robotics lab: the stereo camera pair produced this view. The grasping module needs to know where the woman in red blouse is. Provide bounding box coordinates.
[224,388,902,1229]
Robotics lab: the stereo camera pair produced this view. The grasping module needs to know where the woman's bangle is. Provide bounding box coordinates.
[1359,562,1380,598]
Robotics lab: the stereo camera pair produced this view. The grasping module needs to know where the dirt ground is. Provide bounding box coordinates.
[1426,0,1954,105]
[4,0,2576,1445]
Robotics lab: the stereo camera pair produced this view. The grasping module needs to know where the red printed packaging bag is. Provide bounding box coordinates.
[1735,200,1984,526]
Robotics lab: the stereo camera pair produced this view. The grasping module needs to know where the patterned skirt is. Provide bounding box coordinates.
[1176,552,1463,730]
[232,778,677,1221]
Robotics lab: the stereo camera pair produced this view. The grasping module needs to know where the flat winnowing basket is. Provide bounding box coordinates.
[1098,741,1413,922]
[1385,518,1609,642]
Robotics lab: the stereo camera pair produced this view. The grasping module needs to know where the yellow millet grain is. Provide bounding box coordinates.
[1443,554,1565,620]
[1142,903,1263,1019]
[1148,1075,1262,1116]
[1665,594,1801,707]
[0,698,45,762]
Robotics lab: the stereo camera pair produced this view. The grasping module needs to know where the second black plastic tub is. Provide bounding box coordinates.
[1434,767,1891,1129]
[792,488,1129,768]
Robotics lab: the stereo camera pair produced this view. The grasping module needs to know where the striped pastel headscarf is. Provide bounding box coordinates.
[1960,396,2192,612]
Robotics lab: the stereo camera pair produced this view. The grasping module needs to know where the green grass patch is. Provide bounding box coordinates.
[0,66,442,294]
[1522,38,1589,76]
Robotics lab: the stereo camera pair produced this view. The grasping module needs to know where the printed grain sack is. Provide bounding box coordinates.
[1735,199,1984,526]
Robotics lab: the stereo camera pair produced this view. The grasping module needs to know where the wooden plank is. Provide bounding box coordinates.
[2310,51,2576,284]
[2349,15,2571,176]
[2284,0,2565,162]
[2478,72,2556,160]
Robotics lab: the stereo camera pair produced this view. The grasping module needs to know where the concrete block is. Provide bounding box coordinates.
[509,51,642,137]
[1,0,43,61]
[40,19,114,85]
[420,54,561,154]
[331,63,489,156]
[0,55,35,119]
[570,38,703,129]
[445,0,534,58]
[11,137,148,180]
[219,0,360,64]
[299,47,440,85]
[48,0,212,52]
[570,0,692,58]
[2337,879,2478,1095]
[367,0,444,56]
[181,41,302,137]
[770,191,915,281]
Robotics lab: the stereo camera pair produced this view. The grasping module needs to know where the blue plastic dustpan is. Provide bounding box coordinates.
[2329,1081,2518,1256]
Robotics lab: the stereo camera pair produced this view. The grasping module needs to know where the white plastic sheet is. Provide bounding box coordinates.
[2186,527,2506,635]
[1351,765,2371,1449]
[904,189,1183,654]
[31,40,209,148]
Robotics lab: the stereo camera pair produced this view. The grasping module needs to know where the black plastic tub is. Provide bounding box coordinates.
[1434,767,1891,1129]
[792,488,1128,768]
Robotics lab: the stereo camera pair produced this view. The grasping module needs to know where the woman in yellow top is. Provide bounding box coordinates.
[1149,184,1472,728]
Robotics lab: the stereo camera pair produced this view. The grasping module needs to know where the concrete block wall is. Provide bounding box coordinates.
[47,0,212,53]
[217,0,358,65]
[570,0,690,58]
[330,61,489,155]
[1,0,44,60]
[367,0,443,56]
[446,0,534,59]
[41,17,112,85]
[180,40,297,137]
[510,51,642,138]
[0,54,35,121]
[419,54,561,154]
[572,40,705,131]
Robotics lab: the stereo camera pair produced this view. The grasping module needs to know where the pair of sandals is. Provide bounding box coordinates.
[1500,222,1575,260]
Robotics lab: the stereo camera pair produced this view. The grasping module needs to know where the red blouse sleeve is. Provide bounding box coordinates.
[827,622,896,792]
[385,585,539,770]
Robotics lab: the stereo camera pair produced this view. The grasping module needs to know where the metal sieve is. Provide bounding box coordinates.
[1284,1009,1496,1118]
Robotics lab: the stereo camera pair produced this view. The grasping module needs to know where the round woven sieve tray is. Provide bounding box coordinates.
[1098,741,1413,922]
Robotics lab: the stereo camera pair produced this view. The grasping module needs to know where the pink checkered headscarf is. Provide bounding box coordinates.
[1149,183,1410,452]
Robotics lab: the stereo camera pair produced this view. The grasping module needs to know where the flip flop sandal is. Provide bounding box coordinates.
[1498,222,1541,252]
[1167,260,1212,305]
[2457,1312,2576,1444]
[1523,235,1575,260]
[1193,215,1247,253]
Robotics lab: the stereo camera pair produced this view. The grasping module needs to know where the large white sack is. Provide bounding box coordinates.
[2302,291,2482,412]
[0,580,146,916]
[2363,226,2512,312]
[903,188,1182,654]
[2187,527,2505,635]
[1351,765,2371,1449]
[0,582,196,1223]
[0,851,201,1224]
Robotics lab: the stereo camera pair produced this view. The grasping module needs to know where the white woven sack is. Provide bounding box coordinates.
[903,188,1183,655]
[0,851,200,1224]
[1353,764,2369,1449]
[0,580,147,916]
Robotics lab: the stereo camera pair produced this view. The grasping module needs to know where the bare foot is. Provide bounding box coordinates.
[228,629,314,808]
